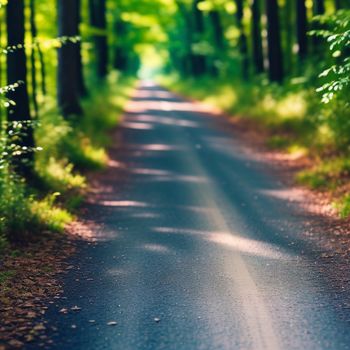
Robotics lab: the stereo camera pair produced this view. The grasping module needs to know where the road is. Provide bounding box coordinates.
[33,82,350,349]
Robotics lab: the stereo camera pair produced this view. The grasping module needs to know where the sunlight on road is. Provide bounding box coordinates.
[153,227,291,260]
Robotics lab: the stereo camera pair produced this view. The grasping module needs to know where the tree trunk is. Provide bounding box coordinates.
[296,0,308,60]
[312,0,325,56]
[284,0,294,75]
[76,0,87,96]
[236,0,249,79]
[29,0,46,97]
[209,10,224,50]
[57,0,82,117]
[209,10,224,76]
[0,9,3,126]
[176,1,195,77]
[313,0,325,14]
[29,0,39,119]
[251,0,264,74]
[91,0,108,79]
[266,0,284,82]
[6,0,35,176]
[113,17,128,71]
[192,0,206,76]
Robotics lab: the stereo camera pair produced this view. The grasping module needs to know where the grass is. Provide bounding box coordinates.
[337,195,350,219]
[297,157,350,190]
[160,74,350,218]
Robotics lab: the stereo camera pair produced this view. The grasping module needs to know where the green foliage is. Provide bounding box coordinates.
[337,194,350,219]
[30,193,73,232]
[311,10,350,104]
[163,74,350,217]
[297,157,350,189]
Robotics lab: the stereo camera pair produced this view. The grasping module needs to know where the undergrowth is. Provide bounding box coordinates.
[0,73,135,250]
[161,74,350,218]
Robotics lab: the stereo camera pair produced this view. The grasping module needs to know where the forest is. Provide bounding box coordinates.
[0,0,349,247]
[0,0,350,348]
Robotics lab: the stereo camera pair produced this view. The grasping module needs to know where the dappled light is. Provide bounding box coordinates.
[205,231,291,260]
[1,0,349,349]
[97,200,149,208]
[141,243,172,254]
[121,121,154,130]
[130,114,200,128]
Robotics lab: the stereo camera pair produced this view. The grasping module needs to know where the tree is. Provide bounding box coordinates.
[283,0,294,75]
[208,9,225,76]
[313,0,325,15]
[113,13,130,72]
[77,0,87,97]
[6,0,35,177]
[57,0,82,117]
[29,0,46,101]
[251,0,264,74]
[192,0,207,76]
[29,0,39,119]
[296,0,308,61]
[176,1,195,76]
[89,0,108,78]
[265,0,284,82]
[235,0,249,79]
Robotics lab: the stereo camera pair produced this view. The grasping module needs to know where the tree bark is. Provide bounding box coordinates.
[251,0,264,74]
[209,10,224,76]
[90,0,108,78]
[76,0,87,96]
[192,0,206,76]
[29,0,39,119]
[6,0,35,176]
[113,16,128,71]
[313,0,325,15]
[284,0,294,75]
[296,0,308,60]
[266,0,284,82]
[236,0,249,79]
[57,0,82,117]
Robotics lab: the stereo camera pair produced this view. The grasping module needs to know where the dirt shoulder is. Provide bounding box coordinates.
[0,233,77,349]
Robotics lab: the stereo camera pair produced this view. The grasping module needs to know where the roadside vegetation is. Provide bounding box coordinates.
[0,1,136,252]
[158,3,350,218]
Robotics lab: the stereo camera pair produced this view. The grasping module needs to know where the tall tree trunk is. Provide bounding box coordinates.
[312,0,325,56]
[29,0,39,120]
[209,10,224,76]
[209,10,224,50]
[6,0,35,176]
[0,8,3,127]
[29,0,46,97]
[266,0,284,82]
[76,0,87,96]
[296,0,308,60]
[251,0,264,74]
[37,45,47,96]
[314,0,325,14]
[236,0,249,79]
[91,0,108,79]
[284,0,294,75]
[113,16,128,71]
[57,0,82,117]
[192,0,206,76]
[176,1,195,77]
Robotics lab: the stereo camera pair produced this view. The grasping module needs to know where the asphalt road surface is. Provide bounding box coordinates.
[33,82,350,350]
